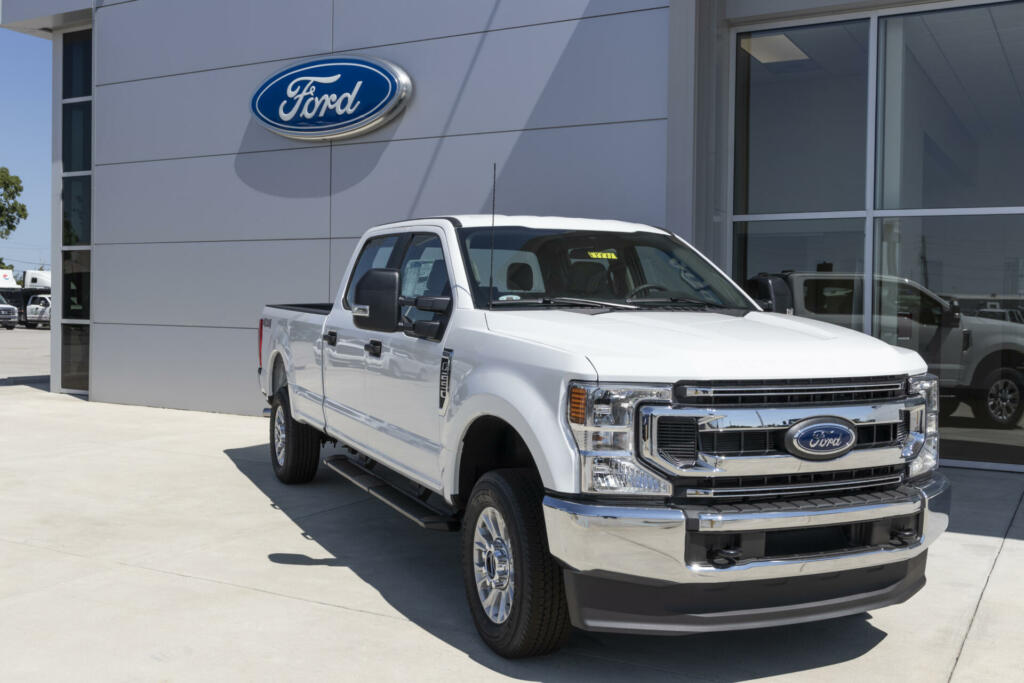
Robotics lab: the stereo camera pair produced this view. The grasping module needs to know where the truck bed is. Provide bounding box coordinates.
[265,303,333,315]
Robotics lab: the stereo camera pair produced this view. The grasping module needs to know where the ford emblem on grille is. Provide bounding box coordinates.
[784,418,857,460]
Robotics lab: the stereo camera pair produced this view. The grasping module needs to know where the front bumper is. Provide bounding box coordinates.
[542,472,950,634]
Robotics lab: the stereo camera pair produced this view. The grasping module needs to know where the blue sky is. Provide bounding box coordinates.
[0,29,52,274]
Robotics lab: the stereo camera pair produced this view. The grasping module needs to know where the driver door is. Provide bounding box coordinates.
[360,231,453,489]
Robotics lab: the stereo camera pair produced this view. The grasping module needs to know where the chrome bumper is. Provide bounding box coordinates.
[543,472,950,585]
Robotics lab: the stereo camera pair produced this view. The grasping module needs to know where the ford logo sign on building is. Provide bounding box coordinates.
[251,56,411,141]
[784,418,857,460]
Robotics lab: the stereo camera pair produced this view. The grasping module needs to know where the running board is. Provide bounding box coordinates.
[322,454,459,531]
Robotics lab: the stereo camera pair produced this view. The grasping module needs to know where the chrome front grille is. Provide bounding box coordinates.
[638,388,920,502]
[697,422,906,457]
[677,465,906,502]
[655,416,698,467]
[673,376,907,407]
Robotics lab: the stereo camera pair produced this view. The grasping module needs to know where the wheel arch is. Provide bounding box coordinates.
[455,415,539,508]
[970,348,1024,390]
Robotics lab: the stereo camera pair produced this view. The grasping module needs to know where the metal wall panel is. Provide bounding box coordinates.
[333,0,666,51]
[95,0,333,85]
[84,4,671,414]
[91,239,330,328]
[330,120,668,238]
[90,323,266,414]
[93,147,331,244]
[94,9,668,164]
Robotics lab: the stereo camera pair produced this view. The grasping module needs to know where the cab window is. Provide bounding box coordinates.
[896,283,943,327]
[399,234,450,324]
[344,235,400,309]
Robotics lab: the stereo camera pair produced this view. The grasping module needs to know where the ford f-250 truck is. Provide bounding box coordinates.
[259,215,950,658]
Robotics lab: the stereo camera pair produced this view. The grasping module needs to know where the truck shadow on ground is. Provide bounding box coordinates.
[225,443,894,681]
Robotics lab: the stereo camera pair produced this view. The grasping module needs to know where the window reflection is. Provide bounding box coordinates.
[735,20,868,214]
[61,324,89,392]
[62,176,91,246]
[877,4,1024,209]
[62,30,92,99]
[875,216,1024,465]
[62,102,91,172]
[62,251,91,320]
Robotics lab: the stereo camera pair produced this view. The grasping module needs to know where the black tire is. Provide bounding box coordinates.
[269,388,321,483]
[23,323,37,329]
[939,398,961,420]
[970,368,1024,429]
[461,468,571,658]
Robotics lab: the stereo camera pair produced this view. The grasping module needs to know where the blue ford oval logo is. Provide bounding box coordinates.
[251,56,411,141]
[784,418,857,460]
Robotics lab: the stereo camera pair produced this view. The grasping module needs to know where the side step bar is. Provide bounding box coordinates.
[322,454,459,531]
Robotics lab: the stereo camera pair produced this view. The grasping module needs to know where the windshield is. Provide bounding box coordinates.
[0,294,8,305]
[457,226,753,310]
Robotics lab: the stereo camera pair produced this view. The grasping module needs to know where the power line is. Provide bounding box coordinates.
[0,244,51,251]
[0,256,51,267]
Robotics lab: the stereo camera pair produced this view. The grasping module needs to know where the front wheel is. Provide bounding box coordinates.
[970,368,1024,429]
[461,469,571,658]
[269,388,321,483]
[23,323,37,329]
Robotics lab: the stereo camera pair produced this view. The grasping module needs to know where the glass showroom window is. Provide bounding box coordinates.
[734,20,868,215]
[733,2,1024,467]
[60,29,92,393]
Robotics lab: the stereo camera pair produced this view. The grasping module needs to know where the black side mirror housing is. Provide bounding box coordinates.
[353,268,401,333]
[747,274,794,314]
[942,298,962,328]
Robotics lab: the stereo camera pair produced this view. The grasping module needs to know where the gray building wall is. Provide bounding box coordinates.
[80,0,670,414]
[1,0,951,416]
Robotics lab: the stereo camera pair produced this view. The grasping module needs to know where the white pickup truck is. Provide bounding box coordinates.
[259,215,950,658]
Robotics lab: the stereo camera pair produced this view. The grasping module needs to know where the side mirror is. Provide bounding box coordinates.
[942,299,962,328]
[353,268,401,333]
[747,274,794,314]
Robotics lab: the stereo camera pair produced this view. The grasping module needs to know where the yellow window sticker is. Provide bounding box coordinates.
[587,251,617,260]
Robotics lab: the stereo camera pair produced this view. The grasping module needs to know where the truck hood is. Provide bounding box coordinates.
[485,309,926,382]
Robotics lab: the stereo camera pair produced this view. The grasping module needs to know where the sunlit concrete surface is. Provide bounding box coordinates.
[0,330,1021,681]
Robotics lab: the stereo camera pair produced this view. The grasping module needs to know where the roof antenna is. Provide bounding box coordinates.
[488,162,496,310]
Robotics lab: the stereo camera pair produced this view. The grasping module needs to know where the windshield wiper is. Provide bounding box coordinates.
[625,296,733,309]
[490,296,638,310]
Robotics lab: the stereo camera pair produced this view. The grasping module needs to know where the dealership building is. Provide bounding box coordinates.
[1,0,1022,470]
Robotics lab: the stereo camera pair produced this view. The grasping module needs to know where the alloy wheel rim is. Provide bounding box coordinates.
[987,379,1020,423]
[473,506,514,624]
[273,407,287,466]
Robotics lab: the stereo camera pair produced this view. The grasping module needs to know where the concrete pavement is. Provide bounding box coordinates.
[1,330,1022,681]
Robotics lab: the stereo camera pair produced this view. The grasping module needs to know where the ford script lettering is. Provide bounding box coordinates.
[251,57,411,141]
[784,418,857,460]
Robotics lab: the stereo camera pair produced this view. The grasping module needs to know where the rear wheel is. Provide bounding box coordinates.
[461,468,570,658]
[23,323,37,329]
[269,388,321,483]
[970,368,1024,429]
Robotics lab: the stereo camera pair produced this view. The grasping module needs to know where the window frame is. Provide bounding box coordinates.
[341,232,406,311]
[341,227,456,315]
[726,0,1024,337]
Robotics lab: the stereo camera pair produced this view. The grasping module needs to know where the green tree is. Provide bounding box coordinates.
[1,167,29,240]
[0,167,29,275]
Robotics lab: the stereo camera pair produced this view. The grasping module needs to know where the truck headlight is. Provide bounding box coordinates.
[906,373,939,479]
[567,382,672,496]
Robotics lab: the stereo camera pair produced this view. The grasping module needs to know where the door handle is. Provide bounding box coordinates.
[323,331,337,346]
[364,340,382,357]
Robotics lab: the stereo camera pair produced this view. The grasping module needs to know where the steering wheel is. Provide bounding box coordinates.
[626,283,669,299]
